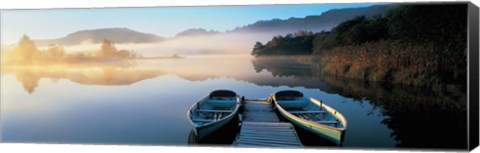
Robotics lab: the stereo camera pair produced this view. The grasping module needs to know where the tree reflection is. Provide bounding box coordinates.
[14,69,41,94]
[252,56,314,78]
[251,57,467,149]
[2,64,165,94]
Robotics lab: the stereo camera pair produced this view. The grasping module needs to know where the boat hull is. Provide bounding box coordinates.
[193,109,239,140]
[187,92,241,141]
[274,97,346,145]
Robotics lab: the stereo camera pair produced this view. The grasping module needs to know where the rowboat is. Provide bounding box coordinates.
[270,90,347,145]
[187,90,241,140]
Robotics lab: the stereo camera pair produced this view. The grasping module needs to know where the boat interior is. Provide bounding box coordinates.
[275,91,342,128]
[191,90,238,124]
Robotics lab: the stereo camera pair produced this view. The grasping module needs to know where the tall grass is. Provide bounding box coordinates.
[317,40,465,88]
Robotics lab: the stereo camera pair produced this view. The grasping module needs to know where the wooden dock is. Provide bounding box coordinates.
[242,100,279,122]
[234,99,303,147]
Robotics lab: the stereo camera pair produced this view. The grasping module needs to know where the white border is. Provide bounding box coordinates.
[0,0,477,9]
[0,0,478,153]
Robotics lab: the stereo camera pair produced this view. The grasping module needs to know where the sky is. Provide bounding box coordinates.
[1,3,375,45]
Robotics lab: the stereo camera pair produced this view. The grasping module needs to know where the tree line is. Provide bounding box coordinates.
[2,35,140,65]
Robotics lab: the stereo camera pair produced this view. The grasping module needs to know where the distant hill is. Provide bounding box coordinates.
[175,28,220,37]
[29,5,397,46]
[231,4,398,34]
[34,28,164,46]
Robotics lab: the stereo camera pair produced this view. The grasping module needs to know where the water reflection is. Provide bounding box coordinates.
[0,55,467,149]
[251,57,467,149]
[1,63,165,94]
[252,56,314,78]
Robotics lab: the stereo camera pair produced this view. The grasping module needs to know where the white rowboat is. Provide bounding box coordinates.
[187,90,241,140]
[270,90,347,145]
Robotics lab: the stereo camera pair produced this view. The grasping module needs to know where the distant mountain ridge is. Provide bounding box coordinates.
[34,28,164,46]
[175,28,220,37]
[231,4,398,34]
[30,5,397,46]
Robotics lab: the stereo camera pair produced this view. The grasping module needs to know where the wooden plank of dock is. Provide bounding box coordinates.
[235,122,302,147]
[234,99,303,147]
[242,100,279,122]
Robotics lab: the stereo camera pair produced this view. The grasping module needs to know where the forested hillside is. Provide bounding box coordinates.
[252,4,467,88]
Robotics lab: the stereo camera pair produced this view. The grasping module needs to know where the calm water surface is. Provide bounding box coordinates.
[0,55,466,149]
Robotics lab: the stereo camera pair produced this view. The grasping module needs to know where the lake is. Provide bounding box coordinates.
[0,55,467,149]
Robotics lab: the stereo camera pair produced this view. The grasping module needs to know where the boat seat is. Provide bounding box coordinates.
[289,110,327,114]
[317,120,338,124]
[214,112,225,121]
[191,119,214,122]
[277,99,309,109]
[296,114,312,120]
[207,99,236,108]
[210,96,236,100]
[196,110,233,113]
